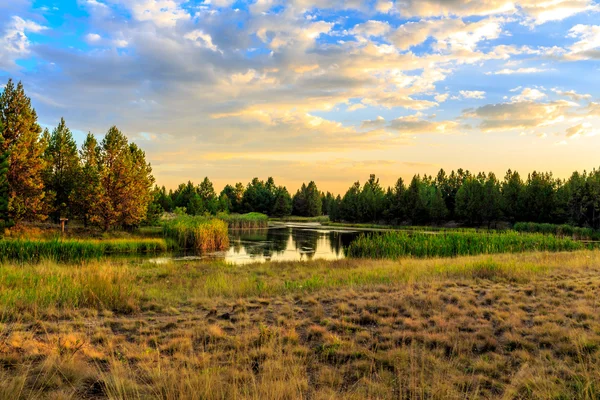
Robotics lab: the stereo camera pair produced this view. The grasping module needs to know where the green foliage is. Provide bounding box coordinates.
[0,79,49,223]
[0,238,167,263]
[0,121,11,229]
[513,222,600,240]
[292,181,322,217]
[346,231,586,259]
[271,186,292,217]
[43,117,80,221]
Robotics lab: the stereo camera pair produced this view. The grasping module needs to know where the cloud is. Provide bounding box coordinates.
[435,93,449,102]
[465,99,576,132]
[552,88,592,102]
[360,116,386,129]
[566,123,591,138]
[85,33,102,43]
[565,24,600,60]
[486,67,549,75]
[510,87,546,102]
[395,0,597,25]
[388,114,459,134]
[459,90,486,99]
[122,0,190,28]
[0,16,47,69]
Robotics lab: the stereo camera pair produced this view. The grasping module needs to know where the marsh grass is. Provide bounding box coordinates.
[347,231,586,259]
[2,251,600,399]
[513,222,600,240]
[219,212,269,229]
[162,215,229,252]
[271,215,330,223]
[0,238,167,263]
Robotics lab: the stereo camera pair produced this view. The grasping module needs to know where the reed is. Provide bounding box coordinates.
[513,222,600,240]
[219,212,269,229]
[346,231,586,259]
[0,238,167,263]
[162,215,229,252]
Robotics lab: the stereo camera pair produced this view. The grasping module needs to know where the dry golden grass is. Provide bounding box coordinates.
[1,251,600,399]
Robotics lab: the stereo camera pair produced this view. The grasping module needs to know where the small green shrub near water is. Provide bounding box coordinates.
[346,231,586,259]
[163,215,229,252]
[219,212,269,229]
[0,238,167,263]
[513,222,600,240]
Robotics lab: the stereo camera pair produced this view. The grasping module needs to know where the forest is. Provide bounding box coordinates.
[2,78,600,232]
[155,169,600,229]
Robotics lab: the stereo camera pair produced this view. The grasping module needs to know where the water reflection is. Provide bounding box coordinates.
[208,226,361,265]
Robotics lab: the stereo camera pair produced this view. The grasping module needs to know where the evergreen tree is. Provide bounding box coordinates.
[0,121,11,228]
[501,170,524,222]
[0,79,48,223]
[43,117,80,221]
[305,181,322,217]
[96,126,154,230]
[71,133,102,227]
[455,175,485,225]
[198,177,218,214]
[271,186,292,217]
[292,183,308,216]
[482,172,502,227]
[404,176,429,224]
[389,177,407,223]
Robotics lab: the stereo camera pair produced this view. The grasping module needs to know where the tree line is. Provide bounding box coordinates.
[154,168,600,230]
[151,178,325,219]
[330,170,600,229]
[0,79,154,230]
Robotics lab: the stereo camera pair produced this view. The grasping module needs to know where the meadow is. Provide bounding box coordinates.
[1,251,600,398]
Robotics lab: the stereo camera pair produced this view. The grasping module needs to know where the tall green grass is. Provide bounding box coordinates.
[219,212,269,229]
[0,238,167,263]
[272,215,330,223]
[346,231,586,259]
[163,215,229,252]
[513,222,600,240]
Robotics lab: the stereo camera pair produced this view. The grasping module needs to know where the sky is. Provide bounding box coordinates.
[1,0,600,194]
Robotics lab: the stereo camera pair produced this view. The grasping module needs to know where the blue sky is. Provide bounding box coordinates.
[1,0,600,193]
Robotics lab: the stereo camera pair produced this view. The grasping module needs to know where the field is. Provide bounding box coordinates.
[1,251,600,399]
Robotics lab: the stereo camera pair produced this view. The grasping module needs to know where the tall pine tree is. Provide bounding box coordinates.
[43,117,80,221]
[0,79,48,223]
[0,121,11,228]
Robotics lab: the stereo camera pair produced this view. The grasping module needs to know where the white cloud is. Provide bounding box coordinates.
[435,93,449,102]
[460,90,486,99]
[510,87,546,102]
[0,16,47,69]
[85,33,102,43]
[486,67,549,75]
[184,30,219,52]
[552,89,592,102]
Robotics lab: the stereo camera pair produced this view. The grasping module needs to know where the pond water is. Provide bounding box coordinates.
[152,223,366,265]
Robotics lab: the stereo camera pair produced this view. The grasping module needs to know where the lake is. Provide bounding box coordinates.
[152,223,365,265]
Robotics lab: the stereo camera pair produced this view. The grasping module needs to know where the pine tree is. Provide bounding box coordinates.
[71,133,102,227]
[0,121,11,228]
[271,186,292,217]
[305,181,322,217]
[0,79,49,223]
[43,117,80,221]
[95,126,154,230]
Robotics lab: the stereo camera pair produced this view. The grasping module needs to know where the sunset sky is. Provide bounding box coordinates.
[1,0,600,194]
